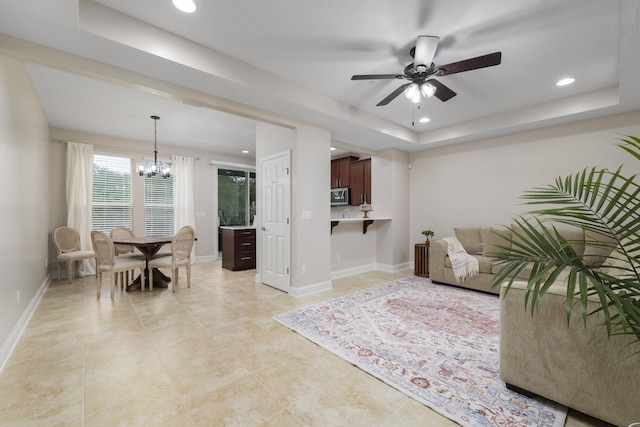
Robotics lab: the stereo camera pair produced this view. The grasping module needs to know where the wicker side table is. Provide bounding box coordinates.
[414,242,429,278]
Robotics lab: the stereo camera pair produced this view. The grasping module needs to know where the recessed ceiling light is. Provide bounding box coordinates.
[173,0,196,13]
[330,147,337,151]
[556,77,575,87]
[419,117,430,123]
[242,150,249,154]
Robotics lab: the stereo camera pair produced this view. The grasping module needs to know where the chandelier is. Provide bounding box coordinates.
[138,115,171,178]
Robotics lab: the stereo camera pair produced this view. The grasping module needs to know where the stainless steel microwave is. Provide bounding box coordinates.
[330,187,350,206]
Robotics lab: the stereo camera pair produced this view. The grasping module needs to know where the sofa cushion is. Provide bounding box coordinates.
[491,260,533,279]
[454,227,482,255]
[554,228,585,258]
[445,254,493,274]
[474,255,499,274]
[480,228,512,257]
[583,230,616,266]
[601,238,640,277]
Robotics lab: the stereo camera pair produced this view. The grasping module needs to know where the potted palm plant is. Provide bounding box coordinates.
[492,135,640,345]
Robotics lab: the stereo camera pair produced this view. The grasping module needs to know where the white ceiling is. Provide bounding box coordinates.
[1,0,639,156]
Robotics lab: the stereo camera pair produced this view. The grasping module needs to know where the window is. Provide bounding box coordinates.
[144,161,174,236]
[92,154,132,233]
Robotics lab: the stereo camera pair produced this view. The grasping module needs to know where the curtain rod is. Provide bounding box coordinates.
[54,139,201,160]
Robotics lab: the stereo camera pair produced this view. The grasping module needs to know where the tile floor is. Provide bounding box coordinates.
[0,261,612,426]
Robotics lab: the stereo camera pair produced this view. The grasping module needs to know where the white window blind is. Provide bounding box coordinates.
[92,154,132,233]
[144,161,174,236]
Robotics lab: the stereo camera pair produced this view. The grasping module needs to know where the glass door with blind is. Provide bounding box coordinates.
[217,168,256,256]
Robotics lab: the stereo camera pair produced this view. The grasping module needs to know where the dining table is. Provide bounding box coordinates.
[111,235,173,291]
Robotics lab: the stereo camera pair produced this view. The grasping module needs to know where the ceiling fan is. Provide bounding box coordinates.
[351,36,502,106]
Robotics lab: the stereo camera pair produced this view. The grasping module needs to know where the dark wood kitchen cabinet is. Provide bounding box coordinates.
[330,156,357,188]
[349,158,371,206]
[221,227,256,271]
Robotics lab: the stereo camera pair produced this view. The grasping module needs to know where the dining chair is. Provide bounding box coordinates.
[148,226,196,292]
[110,226,143,290]
[52,226,97,284]
[91,230,146,298]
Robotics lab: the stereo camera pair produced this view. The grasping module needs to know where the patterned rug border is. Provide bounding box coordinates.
[273,276,566,427]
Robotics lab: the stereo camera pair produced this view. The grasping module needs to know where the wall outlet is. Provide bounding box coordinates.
[16,290,21,305]
[337,253,341,262]
[45,258,48,268]
[301,265,307,275]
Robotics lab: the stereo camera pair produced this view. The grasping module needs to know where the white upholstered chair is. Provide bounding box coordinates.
[52,226,96,284]
[91,230,146,298]
[110,226,142,289]
[148,226,195,293]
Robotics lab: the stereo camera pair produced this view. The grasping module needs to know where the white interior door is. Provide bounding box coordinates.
[260,151,290,292]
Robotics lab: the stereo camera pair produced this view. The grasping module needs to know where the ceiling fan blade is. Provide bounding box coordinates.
[436,52,502,76]
[351,74,405,80]
[413,35,439,67]
[376,83,411,106]
[426,79,456,102]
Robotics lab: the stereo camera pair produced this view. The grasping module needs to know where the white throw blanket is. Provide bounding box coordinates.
[443,237,479,283]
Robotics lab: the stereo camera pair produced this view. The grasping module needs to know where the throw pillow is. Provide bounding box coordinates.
[480,228,512,257]
[454,227,482,254]
[583,230,617,266]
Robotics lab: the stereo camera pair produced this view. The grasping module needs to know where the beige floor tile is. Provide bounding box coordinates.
[381,398,459,427]
[85,347,165,391]
[0,366,83,425]
[186,375,285,426]
[84,368,181,426]
[258,409,305,427]
[226,331,301,373]
[156,338,251,402]
[5,399,83,427]
[85,328,155,364]
[252,351,352,407]
[143,318,212,348]
[286,368,411,427]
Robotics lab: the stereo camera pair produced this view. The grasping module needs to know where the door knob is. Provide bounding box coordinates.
[261,226,267,231]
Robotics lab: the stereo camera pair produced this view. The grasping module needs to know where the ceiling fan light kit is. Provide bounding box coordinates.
[351,35,502,107]
[404,83,421,103]
[420,82,436,98]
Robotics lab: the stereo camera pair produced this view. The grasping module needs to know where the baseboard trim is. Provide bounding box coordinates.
[289,280,332,297]
[0,274,51,373]
[375,262,411,273]
[331,263,377,280]
[331,261,410,280]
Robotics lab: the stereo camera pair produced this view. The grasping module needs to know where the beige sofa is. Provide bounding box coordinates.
[428,227,608,294]
[428,227,518,294]
[500,281,640,426]
[429,226,640,425]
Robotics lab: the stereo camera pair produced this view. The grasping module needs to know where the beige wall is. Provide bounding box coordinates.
[0,55,51,364]
[409,110,640,258]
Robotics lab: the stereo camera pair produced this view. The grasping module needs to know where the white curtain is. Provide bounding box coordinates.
[66,142,95,275]
[172,155,196,261]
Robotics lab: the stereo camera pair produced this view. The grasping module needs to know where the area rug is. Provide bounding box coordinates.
[273,276,566,427]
